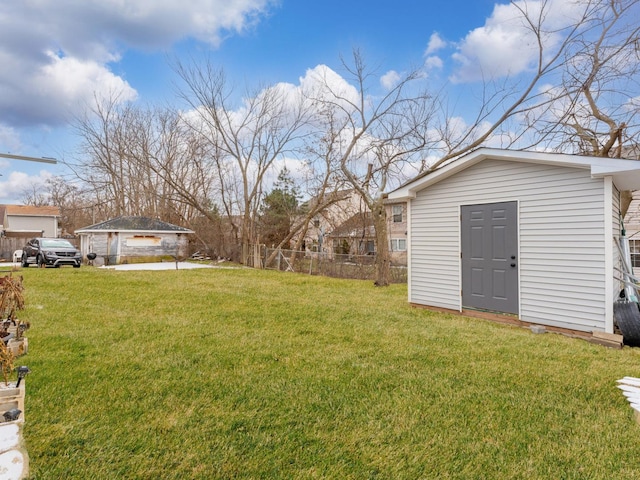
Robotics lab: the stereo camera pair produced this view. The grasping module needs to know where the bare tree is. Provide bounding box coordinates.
[20,183,49,207]
[309,52,437,285]
[262,108,355,266]
[73,94,221,240]
[21,176,95,234]
[173,60,313,264]
[530,0,640,161]
[418,0,640,224]
[425,0,640,173]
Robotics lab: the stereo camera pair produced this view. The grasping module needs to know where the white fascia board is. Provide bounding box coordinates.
[591,165,640,191]
[388,148,640,200]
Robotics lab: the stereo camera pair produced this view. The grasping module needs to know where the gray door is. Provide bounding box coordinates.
[461,201,518,314]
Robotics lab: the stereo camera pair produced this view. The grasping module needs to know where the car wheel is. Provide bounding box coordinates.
[73,264,81,268]
[21,255,29,268]
[37,255,45,268]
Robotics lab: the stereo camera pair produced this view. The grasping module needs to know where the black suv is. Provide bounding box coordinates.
[22,238,82,268]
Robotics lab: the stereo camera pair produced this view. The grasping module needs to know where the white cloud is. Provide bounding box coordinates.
[625,95,640,113]
[0,126,21,152]
[0,170,52,203]
[183,64,360,150]
[425,32,447,55]
[425,56,443,70]
[300,64,361,108]
[0,1,275,127]
[450,0,585,83]
[380,70,401,90]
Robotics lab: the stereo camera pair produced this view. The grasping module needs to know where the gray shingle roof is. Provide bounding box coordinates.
[77,216,193,233]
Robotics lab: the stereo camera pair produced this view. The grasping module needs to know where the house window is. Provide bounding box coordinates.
[630,239,640,267]
[390,238,407,251]
[366,240,375,254]
[392,205,403,223]
[360,240,375,254]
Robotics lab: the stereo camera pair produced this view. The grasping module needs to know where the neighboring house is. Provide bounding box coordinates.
[297,189,408,264]
[386,200,408,265]
[75,216,194,265]
[388,147,640,335]
[325,212,376,256]
[623,191,640,276]
[0,205,60,260]
[0,205,59,238]
[300,189,368,253]
[323,200,408,265]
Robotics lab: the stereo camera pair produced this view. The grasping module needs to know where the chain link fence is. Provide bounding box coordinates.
[256,247,407,283]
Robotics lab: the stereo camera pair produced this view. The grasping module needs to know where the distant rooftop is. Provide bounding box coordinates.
[76,216,193,233]
[2,205,60,216]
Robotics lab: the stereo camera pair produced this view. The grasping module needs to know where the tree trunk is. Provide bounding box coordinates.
[372,203,391,286]
[621,190,633,219]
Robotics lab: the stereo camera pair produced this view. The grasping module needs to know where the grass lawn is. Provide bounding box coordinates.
[13,266,640,479]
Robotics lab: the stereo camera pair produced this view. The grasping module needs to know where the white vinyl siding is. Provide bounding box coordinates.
[410,159,607,332]
[9,215,57,237]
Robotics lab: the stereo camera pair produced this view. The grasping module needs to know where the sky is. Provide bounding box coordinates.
[0,0,570,204]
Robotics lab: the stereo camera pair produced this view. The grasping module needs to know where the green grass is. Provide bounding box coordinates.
[13,266,640,479]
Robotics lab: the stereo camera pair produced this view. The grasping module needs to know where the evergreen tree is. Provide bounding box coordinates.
[259,168,300,248]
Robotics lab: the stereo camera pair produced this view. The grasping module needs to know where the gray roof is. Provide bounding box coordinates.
[76,216,194,233]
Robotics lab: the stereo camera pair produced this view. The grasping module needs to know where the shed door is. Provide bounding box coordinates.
[461,201,518,314]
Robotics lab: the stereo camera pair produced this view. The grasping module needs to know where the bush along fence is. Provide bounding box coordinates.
[252,247,408,283]
[0,273,31,479]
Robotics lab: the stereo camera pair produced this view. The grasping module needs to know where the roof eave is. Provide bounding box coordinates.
[75,229,194,235]
[388,147,640,200]
[591,165,640,191]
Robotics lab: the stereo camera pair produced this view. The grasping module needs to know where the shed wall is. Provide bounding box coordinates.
[118,233,189,260]
[410,159,607,332]
[79,232,189,264]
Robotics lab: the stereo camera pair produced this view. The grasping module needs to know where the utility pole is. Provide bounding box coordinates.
[0,153,57,166]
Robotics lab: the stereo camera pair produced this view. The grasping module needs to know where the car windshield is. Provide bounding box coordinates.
[40,239,75,249]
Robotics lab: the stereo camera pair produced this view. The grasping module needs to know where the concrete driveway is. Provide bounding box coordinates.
[101,262,215,271]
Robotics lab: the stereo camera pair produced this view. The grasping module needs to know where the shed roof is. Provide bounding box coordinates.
[76,216,194,234]
[388,148,640,201]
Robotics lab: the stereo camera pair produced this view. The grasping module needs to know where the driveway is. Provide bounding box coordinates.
[101,262,216,271]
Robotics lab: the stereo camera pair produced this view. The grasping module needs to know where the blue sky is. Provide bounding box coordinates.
[0,0,545,203]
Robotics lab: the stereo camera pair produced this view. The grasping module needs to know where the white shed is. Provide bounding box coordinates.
[388,148,640,335]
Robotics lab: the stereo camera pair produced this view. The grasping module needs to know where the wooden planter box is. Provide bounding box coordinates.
[0,381,25,423]
[6,338,27,358]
